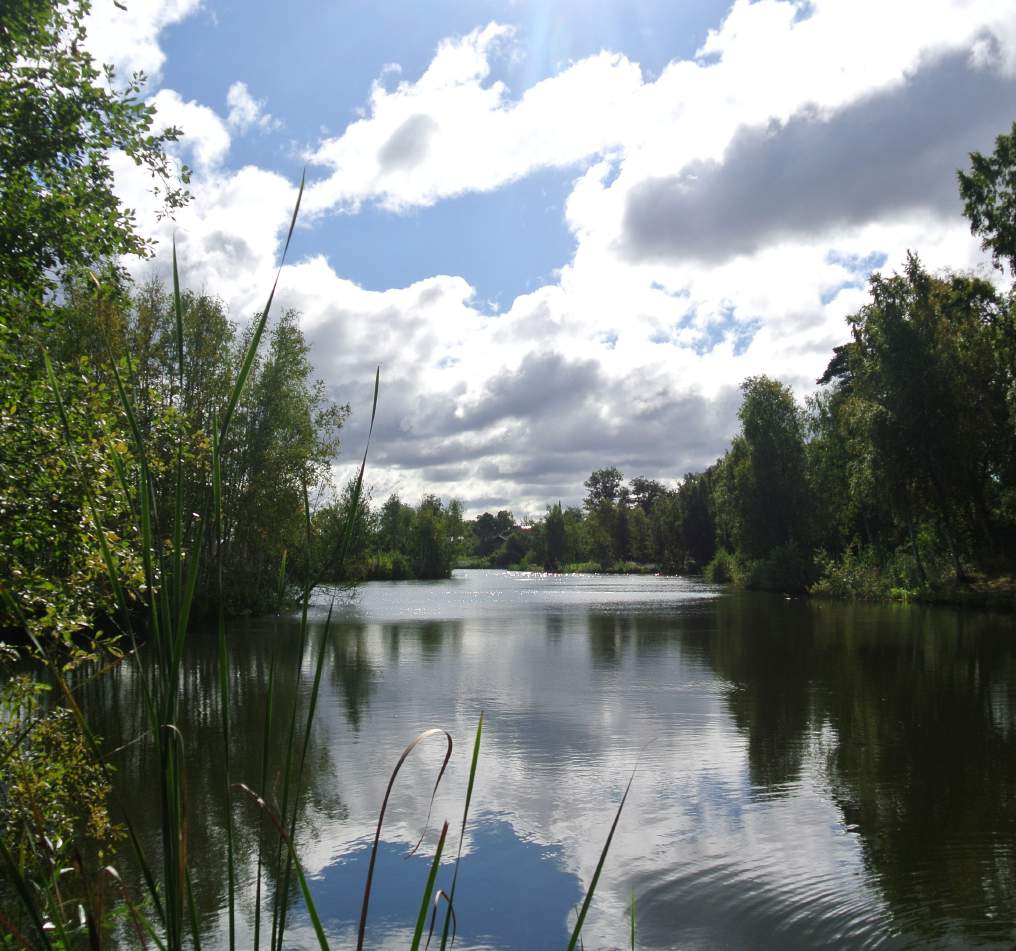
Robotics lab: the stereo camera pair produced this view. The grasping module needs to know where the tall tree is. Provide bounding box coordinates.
[958,121,1016,275]
[544,502,566,571]
[583,467,624,510]
[0,0,188,302]
[731,376,812,559]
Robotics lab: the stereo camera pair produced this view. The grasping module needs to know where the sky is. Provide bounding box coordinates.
[90,0,1016,516]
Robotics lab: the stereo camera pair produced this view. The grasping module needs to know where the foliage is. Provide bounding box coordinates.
[705,549,738,584]
[0,675,122,900]
[583,467,625,510]
[0,319,143,665]
[48,283,349,616]
[741,544,814,594]
[314,492,460,582]
[0,0,189,301]
[544,502,566,571]
[958,121,1016,275]
[726,376,812,561]
[811,544,920,601]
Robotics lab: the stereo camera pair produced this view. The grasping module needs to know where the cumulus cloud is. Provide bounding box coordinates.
[226,81,281,134]
[303,0,1016,222]
[85,0,202,79]
[304,22,645,213]
[621,52,1016,264]
[148,89,231,169]
[115,0,1016,514]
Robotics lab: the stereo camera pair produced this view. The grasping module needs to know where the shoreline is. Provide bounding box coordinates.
[465,565,1016,613]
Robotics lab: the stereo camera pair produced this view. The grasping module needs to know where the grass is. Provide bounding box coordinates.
[2,181,638,950]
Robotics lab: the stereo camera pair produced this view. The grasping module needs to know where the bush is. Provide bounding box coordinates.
[0,676,122,885]
[743,544,815,593]
[366,550,413,580]
[705,549,738,583]
[515,552,542,571]
[811,543,922,600]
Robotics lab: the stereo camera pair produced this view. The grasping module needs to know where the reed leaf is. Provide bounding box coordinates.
[357,728,453,951]
[234,784,331,951]
[253,652,277,951]
[274,600,335,946]
[439,712,483,951]
[410,821,449,951]
[565,765,637,951]
[427,890,456,951]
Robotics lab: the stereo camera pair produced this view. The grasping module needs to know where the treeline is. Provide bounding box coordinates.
[455,127,1016,598]
[458,262,1016,596]
[451,475,698,574]
[312,492,466,582]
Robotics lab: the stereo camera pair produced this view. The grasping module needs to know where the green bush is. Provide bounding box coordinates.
[0,676,122,884]
[366,550,413,580]
[743,544,815,593]
[811,543,922,600]
[705,549,738,583]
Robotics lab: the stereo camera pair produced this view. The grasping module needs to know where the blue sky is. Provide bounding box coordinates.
[155,0,730,306]
[94,0,1016,514]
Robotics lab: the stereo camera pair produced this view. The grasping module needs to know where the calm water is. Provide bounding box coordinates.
[80,570,1016,949]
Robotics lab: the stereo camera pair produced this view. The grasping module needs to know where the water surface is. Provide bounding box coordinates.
[83,570,1016,949]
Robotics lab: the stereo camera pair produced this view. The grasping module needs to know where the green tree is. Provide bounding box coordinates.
[414,495,452,579]
[0,0,189,301]
[378,493,414,554]
[733,376,812,559]
[629,476,666,514]
[840,256,1015,579]
[583,467,624,510]
[544,502,566,571]
[0,323,143,661]
[958,121,1016,275]
[678,472,716,568]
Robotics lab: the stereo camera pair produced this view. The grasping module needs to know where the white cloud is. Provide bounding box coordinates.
[117,0,1016,513]
[304,22,644,214]
[304,0,1016,219]
[85,0,202,80]
[226,81,281,134]
[148,89,231,169]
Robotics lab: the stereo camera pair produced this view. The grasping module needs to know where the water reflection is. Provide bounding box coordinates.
[79,571,1016,949]
[305,816,582,950]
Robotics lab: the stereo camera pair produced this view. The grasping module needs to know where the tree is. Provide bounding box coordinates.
[629,476,666,514]
[0,0,189,301]
[472,509,514,558]
[544,502,566,571]
[0,320,143,661]
[414,496,452,579]
[446,499,466,560]
[842,255,1015,578]
[958,121,1016,275]
[583,467,624,510]
[679,472,716,568]
[732,376,812,559]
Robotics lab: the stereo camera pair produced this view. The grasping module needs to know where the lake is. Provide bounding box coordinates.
[81,569,1016,949]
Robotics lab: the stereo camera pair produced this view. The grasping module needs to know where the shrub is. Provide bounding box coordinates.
[705,549,738,583]
[0,676,122,884]
[743,544,815,593]
[811,543,922,600]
